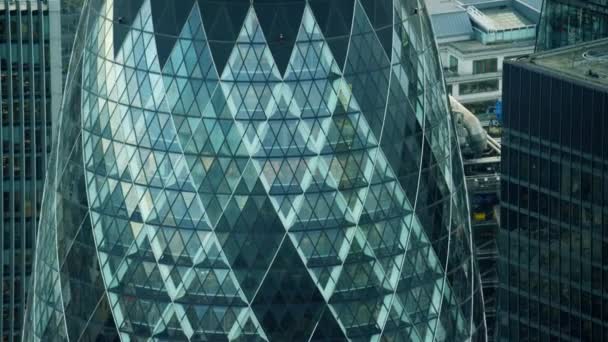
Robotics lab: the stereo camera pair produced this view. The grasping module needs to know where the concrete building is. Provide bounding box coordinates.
[426,0,541,115]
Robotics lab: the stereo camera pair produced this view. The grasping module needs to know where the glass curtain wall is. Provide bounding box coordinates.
[24,0,487,341]
[536,0,608,50]
[0,1,56,341]
[499,60,608,342]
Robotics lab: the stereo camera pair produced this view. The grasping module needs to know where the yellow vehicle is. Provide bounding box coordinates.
[473,212,487,221]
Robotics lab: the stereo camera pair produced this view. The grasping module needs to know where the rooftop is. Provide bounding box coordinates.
[431,11,474,39]
[425,0,539,41]
[480,6,533,30]
[447,37,535,54]
[459,0,541,11]
[515,38,608,88]
[425,0,473,39]
[426,0,464,14]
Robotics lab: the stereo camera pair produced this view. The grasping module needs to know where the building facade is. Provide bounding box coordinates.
[498,39,608,341]
[59,0,83,84]
[452,94,501,341]
[0,1,61,340]
[464,154,501,341]
[536,0,608,51]
[426,0,539,338]
[24,0,487,340]
[427,0,540,115]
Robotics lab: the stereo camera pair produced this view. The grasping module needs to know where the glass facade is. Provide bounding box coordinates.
[24,0,487,341]
[498,59,608,341]
[60,0,84,83]
[0,1,59,341]
[536,0,608,51]
[459,80,500,95]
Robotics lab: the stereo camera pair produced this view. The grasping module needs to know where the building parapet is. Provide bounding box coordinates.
[473,24,536,43]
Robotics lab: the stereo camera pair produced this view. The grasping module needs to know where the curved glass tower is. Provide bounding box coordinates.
[24,0,486,341]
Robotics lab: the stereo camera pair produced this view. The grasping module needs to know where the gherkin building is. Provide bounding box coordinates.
[24,0,487,341]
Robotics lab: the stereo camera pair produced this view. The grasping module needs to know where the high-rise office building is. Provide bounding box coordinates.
[0,1,61,340]
[498,38,608,341]
[536,0,608,51]
[24,0,487,340]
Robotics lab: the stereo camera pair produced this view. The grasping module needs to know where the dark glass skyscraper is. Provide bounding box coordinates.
[24,0,487,340]
[60,0,84,84]
[536,0,608,51]
[498,38,608,341]
[0,1,61,340]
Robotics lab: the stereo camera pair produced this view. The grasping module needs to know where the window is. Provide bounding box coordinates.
[473,58,498,74]
[448,55,458,73]
[446,84,453,95]
[459,79,499,95]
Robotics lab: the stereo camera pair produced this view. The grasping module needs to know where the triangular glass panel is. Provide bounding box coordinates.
[360,0,393,59]
[309,308,347,341]
[251,240,326,341]
[198,0,250,75]
[113,0,146,56]
[215,194,285,300]
[253,1,305,76]
[308,0,354,70]
[150,0,197,67]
